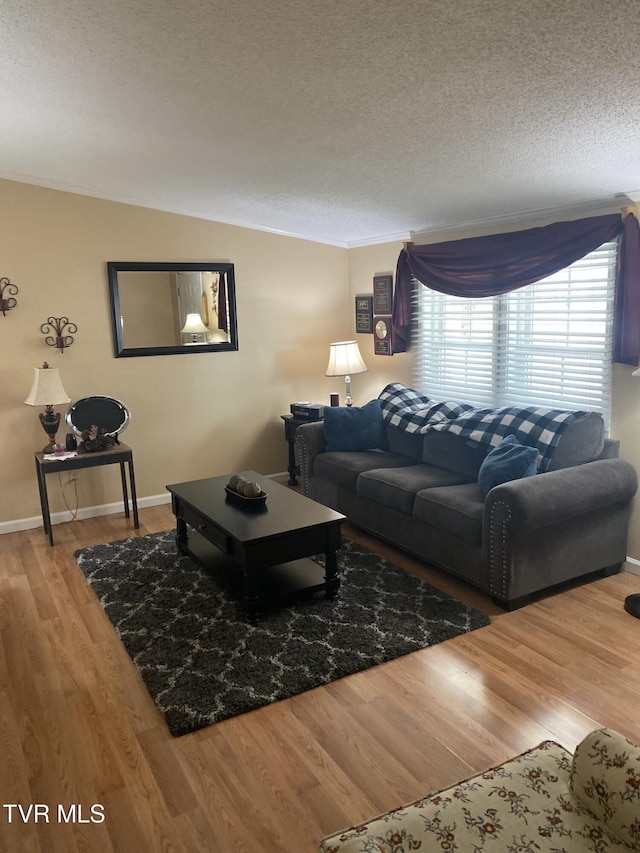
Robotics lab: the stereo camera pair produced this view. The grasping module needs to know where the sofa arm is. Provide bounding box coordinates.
[485,458,638,531]
[295,421,326,496]
[570,727,640,848]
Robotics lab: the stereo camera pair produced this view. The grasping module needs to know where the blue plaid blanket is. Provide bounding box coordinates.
[378,383,584,471]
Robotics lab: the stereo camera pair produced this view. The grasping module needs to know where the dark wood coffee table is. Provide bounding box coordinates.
[166,471,345,621]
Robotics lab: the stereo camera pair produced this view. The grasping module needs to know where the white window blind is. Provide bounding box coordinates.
[412,241,617,421]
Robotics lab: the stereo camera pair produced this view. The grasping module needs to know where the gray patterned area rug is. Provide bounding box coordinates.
[75,531,490,737]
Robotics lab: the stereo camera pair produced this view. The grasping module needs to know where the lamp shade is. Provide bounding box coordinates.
[180,313,209,335]
[25,364,70,406]
[325,341,368,377]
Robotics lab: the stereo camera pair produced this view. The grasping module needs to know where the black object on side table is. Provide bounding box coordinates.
[34,442,139,546]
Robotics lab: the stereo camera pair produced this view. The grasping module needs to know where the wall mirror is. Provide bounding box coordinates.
[107,261,239,357]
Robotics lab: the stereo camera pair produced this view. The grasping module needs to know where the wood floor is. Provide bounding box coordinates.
[1,505,639,853]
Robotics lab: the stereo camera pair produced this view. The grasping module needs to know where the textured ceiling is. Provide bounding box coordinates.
[2,0,640,246]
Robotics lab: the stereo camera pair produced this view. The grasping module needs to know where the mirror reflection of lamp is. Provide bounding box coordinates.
[25,362,71,453]
[180,312,209,344]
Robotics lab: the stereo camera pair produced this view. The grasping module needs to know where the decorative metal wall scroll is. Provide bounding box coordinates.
[40,316,77,352]
[0,276,18,315]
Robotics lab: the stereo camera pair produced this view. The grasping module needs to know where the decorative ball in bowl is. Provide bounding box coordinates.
[224,475,268,508]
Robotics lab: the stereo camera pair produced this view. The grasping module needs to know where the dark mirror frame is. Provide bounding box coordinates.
[107,261,239,357]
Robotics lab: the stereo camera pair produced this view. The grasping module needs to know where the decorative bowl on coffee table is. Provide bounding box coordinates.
[224,485,268,509]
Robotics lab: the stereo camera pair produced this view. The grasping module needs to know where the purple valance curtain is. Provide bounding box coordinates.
[392,212,640,364]
[614,215,640,364]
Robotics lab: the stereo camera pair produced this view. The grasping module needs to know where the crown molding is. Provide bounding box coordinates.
[409,193,640,244]
[3,172,639,251]
[0,172,353,247]
[345,231,411,249]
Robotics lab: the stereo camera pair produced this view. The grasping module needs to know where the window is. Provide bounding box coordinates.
[412,241,618,422]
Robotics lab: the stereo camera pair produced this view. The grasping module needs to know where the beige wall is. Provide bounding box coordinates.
[1,179,358,525]
[3,179,638,562]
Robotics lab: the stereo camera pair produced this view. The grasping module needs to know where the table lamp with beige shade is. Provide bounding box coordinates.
[25,363,71,453]
[325,340,368,407]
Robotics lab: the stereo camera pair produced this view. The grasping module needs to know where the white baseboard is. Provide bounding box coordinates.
[0,473,289,536]
[0,493,172,536]
[625,557,640,577]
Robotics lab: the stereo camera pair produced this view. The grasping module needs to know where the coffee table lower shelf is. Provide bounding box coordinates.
[184,530,337,618]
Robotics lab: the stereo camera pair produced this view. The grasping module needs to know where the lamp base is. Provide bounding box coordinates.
[345,375,353,407]
[39,407,62,454]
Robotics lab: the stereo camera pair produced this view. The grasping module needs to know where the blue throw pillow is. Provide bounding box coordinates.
[324,400,387,452]
[478,434,539,494]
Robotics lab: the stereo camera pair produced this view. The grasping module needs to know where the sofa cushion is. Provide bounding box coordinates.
[384,424,424,460]
[478,434,539,494]
[414,482,485,545]
[323,400,387,452]
[357,465,472,515]
[422,430,490,477]
[548,411,605,470]
[314,451,415,492]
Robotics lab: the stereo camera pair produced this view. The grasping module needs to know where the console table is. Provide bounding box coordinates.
[34,442,139,546]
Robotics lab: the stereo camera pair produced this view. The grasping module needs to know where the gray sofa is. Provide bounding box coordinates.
[296,399,638,609]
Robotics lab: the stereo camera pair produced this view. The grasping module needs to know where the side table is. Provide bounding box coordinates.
[34,442,139,546]
[281,414,324,486]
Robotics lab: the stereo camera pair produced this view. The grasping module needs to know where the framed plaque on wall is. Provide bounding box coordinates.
[355,295,373,333]
[373,274,393,314]
[373,316,393,355]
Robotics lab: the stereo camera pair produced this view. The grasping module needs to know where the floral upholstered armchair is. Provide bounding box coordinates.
[319,728,640,852]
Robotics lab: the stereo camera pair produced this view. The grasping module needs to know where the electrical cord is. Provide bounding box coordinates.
[58,472,80,521]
